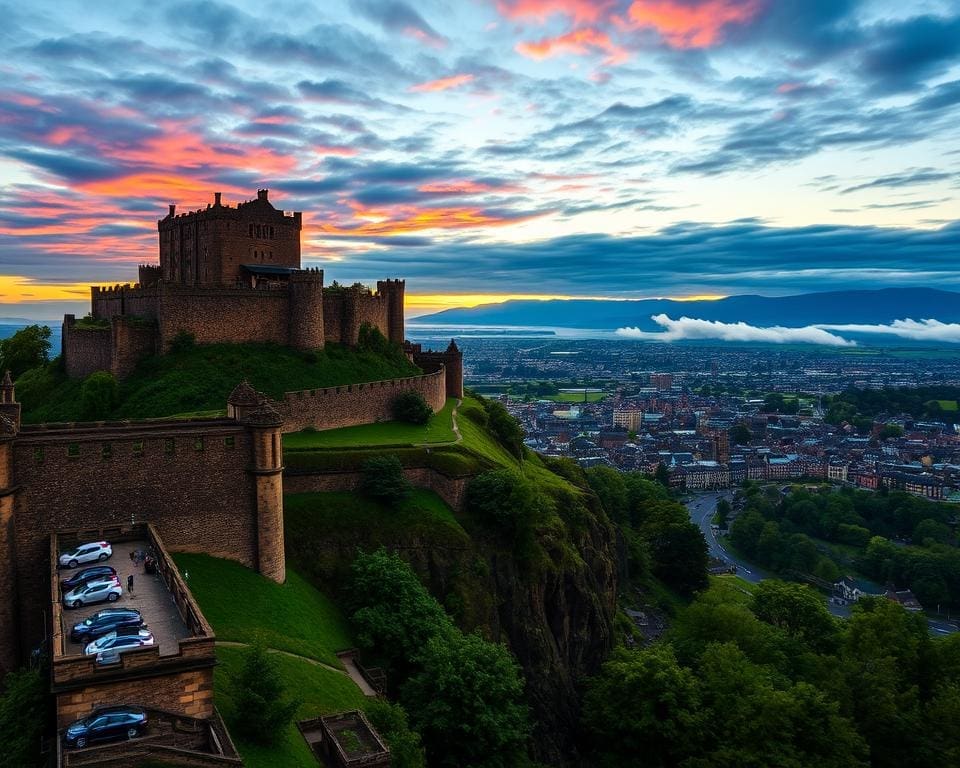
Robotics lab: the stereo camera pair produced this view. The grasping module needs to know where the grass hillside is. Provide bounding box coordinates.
[17,341,419,423]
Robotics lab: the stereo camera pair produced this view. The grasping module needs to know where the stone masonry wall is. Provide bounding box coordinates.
[12,421,256,654]
[156,285,289,351]
[111,319,159,379]
[92,286,160,321]
[284,466,470,512]
[277,368,446,433]
[62,319,112,379]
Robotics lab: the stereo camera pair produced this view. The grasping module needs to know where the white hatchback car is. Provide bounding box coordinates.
[84,629,155,657]
[59,541,113,569]
[63,578,122,609]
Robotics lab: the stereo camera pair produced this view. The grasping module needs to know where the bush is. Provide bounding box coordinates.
[360,455,413,503]
[393,391,433,425]
[169,330,196,353]
[79,371,118,420]
[483,401,525,457]
[0,666,47,768]
[466,470,539,540]
[364,700,426,768]
[232,640,299,744]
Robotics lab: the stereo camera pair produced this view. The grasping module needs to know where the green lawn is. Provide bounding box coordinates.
[215,644,369,768]
[172,553,354,668]
[540,392,606,403]
[936,400,959,411]
[283,398,457,450]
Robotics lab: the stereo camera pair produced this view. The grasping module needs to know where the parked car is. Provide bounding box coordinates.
[70,608,142,643]
[63,578,122,609]
[63,706,148,749]
[59,542,112,569]
[84,629,155,657]
[61,565,117,592]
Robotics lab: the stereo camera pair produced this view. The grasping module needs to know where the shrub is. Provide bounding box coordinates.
[79,371,118,420]
[0,666,47,768]
[466,470,540,550]
[233,640,300,745]
[360,455,413,503]
[364,700,426,768]
[483,401,525,457]
[0,325,51,379]
[169,330,196,353]
[393,391,433,425]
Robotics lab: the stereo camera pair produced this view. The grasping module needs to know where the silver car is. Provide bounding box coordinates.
[59,541,113,568]
[63,578,122,609]
[84,629,155,657]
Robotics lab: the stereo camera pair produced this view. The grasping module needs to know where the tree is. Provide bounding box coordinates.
[465,470,540,544]
[583,646,703,768]
[484,401,525,457]
[360,455,412,503]
[640,504,709,596]
[914,518,952,547]
[233,640,300,744]
[730,510,765,558]
[393,391,433,425]
[653,462,671,488]
[730,423,752,445]
[752,581,838,650]
[401,632,529,768]
[0,325,51,378]
[349,548,452,671]
[79,371,118,420]
[0,666,46,768]
[714,498,731,528]
[879,424,904,440]
[586,466,629,524]
[364,700,426,768]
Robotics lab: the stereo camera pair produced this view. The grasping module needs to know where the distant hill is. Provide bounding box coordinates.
[413,288,960,330]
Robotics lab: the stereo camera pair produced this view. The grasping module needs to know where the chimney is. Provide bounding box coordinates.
[257,189,268,201]
[214,192,222,206]
[168,204,176,217]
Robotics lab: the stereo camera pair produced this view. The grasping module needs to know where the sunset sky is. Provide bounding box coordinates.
[1,0,959,319]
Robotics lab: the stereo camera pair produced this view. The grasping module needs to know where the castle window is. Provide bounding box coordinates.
[224,436,235,449]
[256,225,262,238]
[194,437,204,452]
[164,438,175,456]
[102,443,112,460]
[132,441,144,457]
[67,443,80,459]
[249,224,254,237]
[270,226,274,239]
[34,447,44,463]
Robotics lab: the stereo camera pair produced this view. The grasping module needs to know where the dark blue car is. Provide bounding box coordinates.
[63,706,147,749]
[70,608,143,643]
[61,565,117,592]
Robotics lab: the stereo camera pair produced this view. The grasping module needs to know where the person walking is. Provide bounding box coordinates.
[127,573,134,594]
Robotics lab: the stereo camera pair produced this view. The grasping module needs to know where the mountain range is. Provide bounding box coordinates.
[413,288,960,330]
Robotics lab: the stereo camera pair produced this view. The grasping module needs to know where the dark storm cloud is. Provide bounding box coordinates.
[314,220,960,297]
[351,0,447,47]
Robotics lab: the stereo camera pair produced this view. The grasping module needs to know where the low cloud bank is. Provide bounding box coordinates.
[616,314,857,346]
[615,316,960,345]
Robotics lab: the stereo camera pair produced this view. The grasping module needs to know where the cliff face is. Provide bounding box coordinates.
[284,489,620,765]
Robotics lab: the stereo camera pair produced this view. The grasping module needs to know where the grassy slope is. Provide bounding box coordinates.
[17,342,419,423]
[215,645,368,768]
[284,397,457,450]
[172,553,353,668]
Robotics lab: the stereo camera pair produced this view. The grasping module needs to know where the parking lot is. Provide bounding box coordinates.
[59,540,190,657]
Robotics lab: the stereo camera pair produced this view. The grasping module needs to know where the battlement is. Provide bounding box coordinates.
[161,189,301,223]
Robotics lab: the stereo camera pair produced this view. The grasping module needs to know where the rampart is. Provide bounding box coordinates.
[277,367,446,433]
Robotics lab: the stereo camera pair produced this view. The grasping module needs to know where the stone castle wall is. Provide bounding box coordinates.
[277,367,446,433]
[62,317,112,379]
[10,419,258,656]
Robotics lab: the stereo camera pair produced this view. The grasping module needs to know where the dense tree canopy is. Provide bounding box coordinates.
[0,325,51,379]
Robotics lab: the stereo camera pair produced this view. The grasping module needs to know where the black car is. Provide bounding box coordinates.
[63,706,147,749]
[61,565,117,592]
[70,608,143,643]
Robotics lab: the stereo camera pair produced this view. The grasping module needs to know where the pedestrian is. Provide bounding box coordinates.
[129,550,135,564]
[127,573,134,594]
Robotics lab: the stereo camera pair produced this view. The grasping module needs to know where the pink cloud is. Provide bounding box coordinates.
[625,0,762,48]
[409,74,476,93]
[516,28,629,65]
[495,0,615,25]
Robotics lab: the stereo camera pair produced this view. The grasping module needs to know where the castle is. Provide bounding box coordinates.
[0,191,466,763]
[62,189,411,381]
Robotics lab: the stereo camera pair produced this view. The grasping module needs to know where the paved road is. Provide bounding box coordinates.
[684,492,958,632]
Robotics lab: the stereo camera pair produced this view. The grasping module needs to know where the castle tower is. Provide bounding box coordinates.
[0,410,19,675]
[0,371,20,430]
[377,279,405,346]
[443,339,464,398]
[288,269,325,350]
[243,403,285,584]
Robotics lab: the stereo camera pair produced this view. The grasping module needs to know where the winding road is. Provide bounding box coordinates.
[685,492,959,634]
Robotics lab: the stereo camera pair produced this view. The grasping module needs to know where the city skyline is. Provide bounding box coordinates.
[1,0,959,319]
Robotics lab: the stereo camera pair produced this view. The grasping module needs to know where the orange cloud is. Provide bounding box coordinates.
[496,0,614,25]
[516,27,629,65]
[318,203,546,236]
[409,74,475,93]
[625,0,762,48]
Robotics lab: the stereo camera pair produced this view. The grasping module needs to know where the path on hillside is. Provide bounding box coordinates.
[412,398,462,448]
[216,640,379,695]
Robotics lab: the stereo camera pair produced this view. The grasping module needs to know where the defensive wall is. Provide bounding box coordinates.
[276,367,446,433]
[66,277,406,380]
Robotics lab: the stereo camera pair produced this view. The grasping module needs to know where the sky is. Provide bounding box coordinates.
[1,0,959,320]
